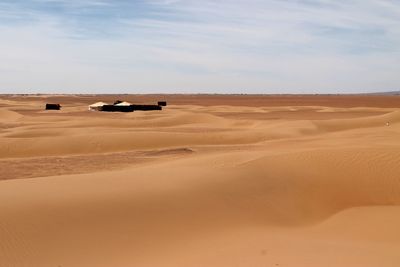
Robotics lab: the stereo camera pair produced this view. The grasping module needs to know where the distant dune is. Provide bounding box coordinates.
[367,90,400,96]
[0,95,399,267]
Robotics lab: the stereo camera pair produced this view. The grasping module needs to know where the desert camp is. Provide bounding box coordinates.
[88,100,164,112]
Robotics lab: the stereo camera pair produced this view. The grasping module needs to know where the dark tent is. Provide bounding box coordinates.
[132,105,162,111]
[45,104,61,110]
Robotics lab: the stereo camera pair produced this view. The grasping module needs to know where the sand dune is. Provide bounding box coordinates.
[0,95,400,266]
[0,108,23,122]
[314,110,400,132]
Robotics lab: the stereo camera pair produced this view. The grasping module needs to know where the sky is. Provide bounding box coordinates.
[0,0,399,94]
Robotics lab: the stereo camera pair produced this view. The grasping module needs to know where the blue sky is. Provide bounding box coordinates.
[0,0,399,93]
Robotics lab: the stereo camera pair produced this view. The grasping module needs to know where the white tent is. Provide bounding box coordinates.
[114,101,131,106]
[88,102,108,111]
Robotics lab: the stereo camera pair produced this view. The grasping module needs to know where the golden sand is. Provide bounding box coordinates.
[1,95,400,266]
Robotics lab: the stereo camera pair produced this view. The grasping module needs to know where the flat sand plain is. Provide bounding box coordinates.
[1,94,400,267]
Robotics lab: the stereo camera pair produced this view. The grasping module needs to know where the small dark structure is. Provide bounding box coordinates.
[45,104,61,110]
[158,101,167,107]
[132,104,162,111]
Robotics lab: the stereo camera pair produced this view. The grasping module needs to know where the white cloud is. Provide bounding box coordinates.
[0,0,399,93]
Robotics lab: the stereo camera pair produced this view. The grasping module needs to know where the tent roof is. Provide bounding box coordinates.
[89,102,108,107]
[114,101,131,106]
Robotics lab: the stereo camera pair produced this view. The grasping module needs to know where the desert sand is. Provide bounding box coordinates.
[0,94,400,267]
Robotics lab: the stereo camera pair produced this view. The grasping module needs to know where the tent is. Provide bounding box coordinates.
[46,103,61,110]
[89,102,109,111]
[114,101,131,106]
